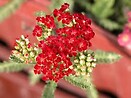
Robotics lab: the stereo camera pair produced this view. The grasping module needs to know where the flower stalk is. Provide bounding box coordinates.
[42,81,57,98]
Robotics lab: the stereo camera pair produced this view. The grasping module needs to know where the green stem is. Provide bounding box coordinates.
[86,78,98,98]
[42,81,57,98]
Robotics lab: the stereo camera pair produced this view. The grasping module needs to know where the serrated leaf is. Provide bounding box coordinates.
[64,75,98,98]
[64,75,91,89]
[99,19,121,30]
[0,61,33,72]
[95,50,121,64]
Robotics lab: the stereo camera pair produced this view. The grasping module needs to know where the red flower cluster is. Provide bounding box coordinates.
[33,15,56,37]
[34,3,95,82]
[36,15,56,29]
[33,25,43,37]
[34,40,74,82]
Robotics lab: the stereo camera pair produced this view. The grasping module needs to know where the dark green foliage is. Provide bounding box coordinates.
[75,0,131,32]
[91,0,115,19]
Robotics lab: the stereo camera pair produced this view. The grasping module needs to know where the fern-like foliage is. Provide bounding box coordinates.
[94,50,121,64]
[64,75,91,89]
[90,0,121,30]
[0,0,25,22]
[75,0,122,31]
[0,61,33,72]
[64,75,98,98]
[91,0,115,19]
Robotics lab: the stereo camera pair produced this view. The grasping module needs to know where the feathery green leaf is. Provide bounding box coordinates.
[0,61,33,72]
[64,75,98,98]
[0,0,25,22]
[64,75,91,89]
[95,50,121,64]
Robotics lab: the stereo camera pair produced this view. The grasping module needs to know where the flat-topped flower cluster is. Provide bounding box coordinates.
[11,3,95,82]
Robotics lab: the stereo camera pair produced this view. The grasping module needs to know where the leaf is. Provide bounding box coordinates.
[64,75,98,98]
[75,0,92,11]
[91,0,115,18]
[99,19,121,30]
[0,0,25,22]
[0,61,33,72]
[64,75,91,89]
[95,50,121,64]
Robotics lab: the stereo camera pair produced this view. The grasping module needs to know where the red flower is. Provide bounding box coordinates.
[36,15,55,29]
[53,9,62,17]
[34,38,74,82]
[33,25,42,37]
[57,12,72,24]
[59,3,69,12]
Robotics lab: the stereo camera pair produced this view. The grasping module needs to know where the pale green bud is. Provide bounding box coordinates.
[20,41,25,46]
[79,55,86,60]
[86,62,91,67]
[80,60,85,65]
[74,59,79,63]
[30,52,35,57]
[21,35,25,40]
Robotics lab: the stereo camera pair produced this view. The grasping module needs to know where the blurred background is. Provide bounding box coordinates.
[0,0,131,98]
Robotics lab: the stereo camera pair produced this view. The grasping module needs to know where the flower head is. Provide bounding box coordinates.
[32,3,95,82]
